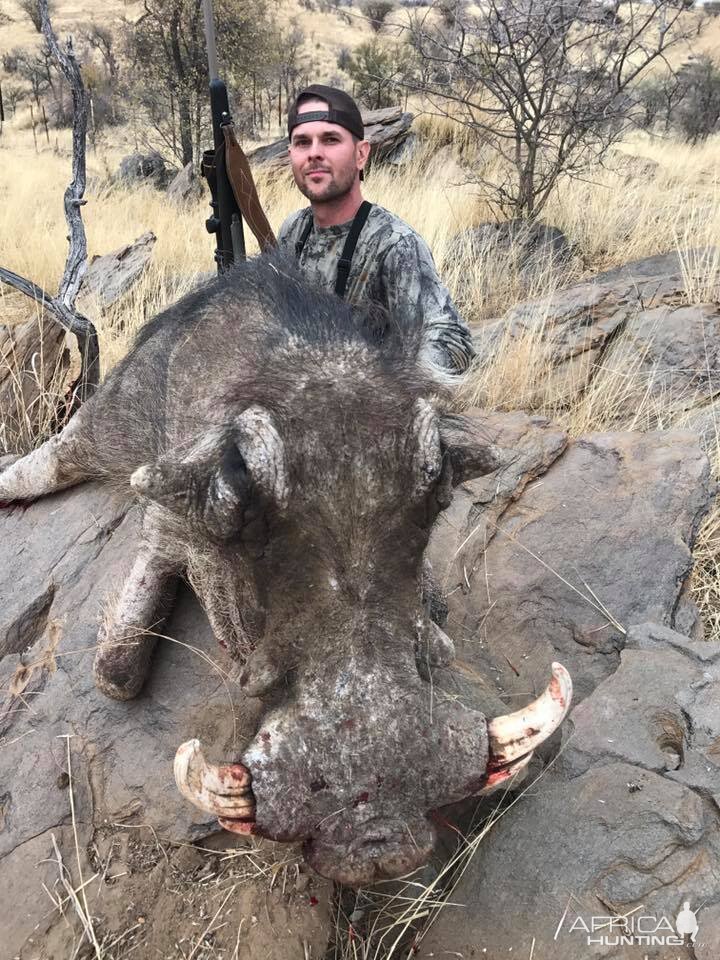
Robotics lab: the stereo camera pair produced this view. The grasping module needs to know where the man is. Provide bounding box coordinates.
[277,84,475,381]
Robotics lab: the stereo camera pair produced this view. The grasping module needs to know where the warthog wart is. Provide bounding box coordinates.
[0,255,571,885]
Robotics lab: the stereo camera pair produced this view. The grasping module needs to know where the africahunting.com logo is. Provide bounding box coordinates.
[554,902,699,949]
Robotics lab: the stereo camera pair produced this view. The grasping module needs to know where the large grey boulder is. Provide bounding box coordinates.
[421,624,720,959]
[0,485,331,958]
[471,249,720,424]
[420,413,717,959]
[428,413,714,704]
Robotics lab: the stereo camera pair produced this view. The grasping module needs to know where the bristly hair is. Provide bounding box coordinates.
[131,250,423,373]
[85,253,443,488]
[96,248,443,475]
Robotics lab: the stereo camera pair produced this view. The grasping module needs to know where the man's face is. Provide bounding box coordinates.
[289,98,367,203]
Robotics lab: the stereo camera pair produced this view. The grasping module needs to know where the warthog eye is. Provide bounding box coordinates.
[421,458,441,482]
[221,443,248,479]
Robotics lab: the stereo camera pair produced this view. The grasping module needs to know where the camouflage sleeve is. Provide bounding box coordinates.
[380,233,475,376]
[277,210,303,251]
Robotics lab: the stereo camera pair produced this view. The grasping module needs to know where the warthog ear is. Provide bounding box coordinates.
[439,414,500,486]
[131,428,251,538]
[131,406,287,537]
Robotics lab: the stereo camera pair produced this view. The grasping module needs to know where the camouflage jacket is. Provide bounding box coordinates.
[277,204,475,377]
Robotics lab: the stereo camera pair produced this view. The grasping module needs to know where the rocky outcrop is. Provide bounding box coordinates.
[471,249,720,428]
[419,412,718,959]
[0,484,331,958]
[420,623,720,959]
[428,412,713,703]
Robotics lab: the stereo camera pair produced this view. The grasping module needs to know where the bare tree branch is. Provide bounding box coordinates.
[408,0,694,218]
[0,0,99,401]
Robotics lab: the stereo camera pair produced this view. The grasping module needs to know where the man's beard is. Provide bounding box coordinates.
[295,159,357,203]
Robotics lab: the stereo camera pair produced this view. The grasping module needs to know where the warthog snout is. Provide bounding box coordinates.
[176,664,572,885]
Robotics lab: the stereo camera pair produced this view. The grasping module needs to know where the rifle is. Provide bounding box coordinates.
[201,0,276,274]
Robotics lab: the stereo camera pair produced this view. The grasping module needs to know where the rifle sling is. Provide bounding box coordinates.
[221,124,277,253]
[295,200,373,300]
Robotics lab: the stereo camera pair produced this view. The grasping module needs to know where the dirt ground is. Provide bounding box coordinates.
[11,828,333,960]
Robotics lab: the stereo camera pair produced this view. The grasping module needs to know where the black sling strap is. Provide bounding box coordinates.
[294,213,314,260]
[294,201,373,300]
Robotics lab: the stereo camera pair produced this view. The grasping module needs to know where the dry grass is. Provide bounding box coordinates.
[0,0,142,57]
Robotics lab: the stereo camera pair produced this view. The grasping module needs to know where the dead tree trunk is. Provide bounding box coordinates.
[0,0,99,402]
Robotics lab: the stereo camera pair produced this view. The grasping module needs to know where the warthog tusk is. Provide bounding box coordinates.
[477,751,533,795]
[487,662,572,766]
[174,739,256,827]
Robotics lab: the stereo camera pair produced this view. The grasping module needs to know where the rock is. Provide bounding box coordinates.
[385,131,419,164]
[422,621,720,959]
[559,646,708,780]
[474,248,720,419]
[608,148,661,184]
[696,904,720,960]
[448,218,573,317]
[591,249,691,285]
[363,106,413,163]
[428,409,568,586]
[117,151,170,189]
[419,761,718,960]
[76,231,157,313]
[608,302,720,414]
[559,629,720,805]
[453,218,572,272]
[428,416,714,705]
[421,409,717,957]
[248,106,414,177]
[0,484,332,956]
[166,160,203,203]
[682,397,720,454]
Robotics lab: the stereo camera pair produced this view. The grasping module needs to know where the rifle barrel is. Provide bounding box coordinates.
[202,0,220,82]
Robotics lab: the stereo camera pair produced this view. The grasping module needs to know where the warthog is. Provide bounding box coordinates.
[0,256,571,885]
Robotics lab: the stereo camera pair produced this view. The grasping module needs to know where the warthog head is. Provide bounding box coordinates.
[127,260,571,885]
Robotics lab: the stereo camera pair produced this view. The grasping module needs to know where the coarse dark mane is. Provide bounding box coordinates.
[90,249,439,480]
[130,251,421,373]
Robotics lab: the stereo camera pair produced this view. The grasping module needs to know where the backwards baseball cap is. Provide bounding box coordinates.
[288,84,365,141]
